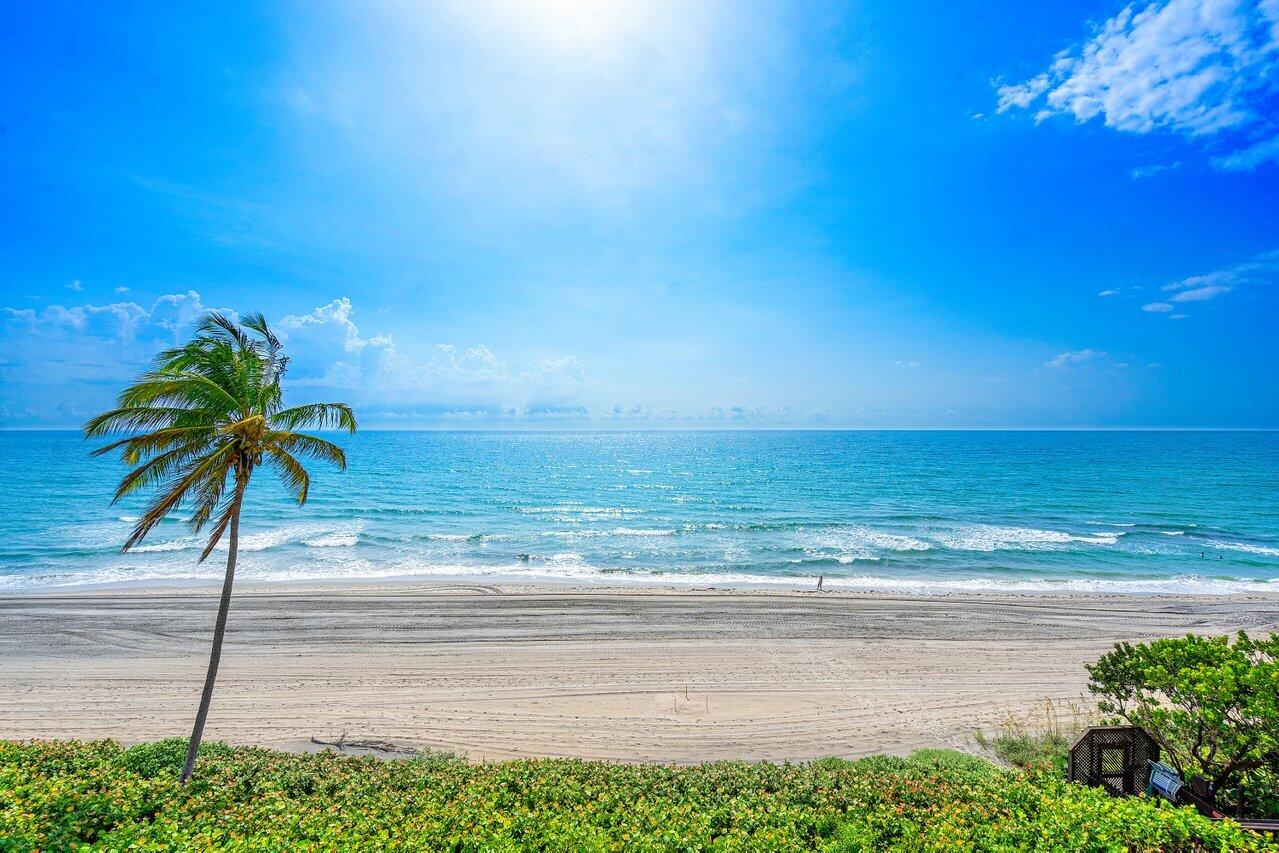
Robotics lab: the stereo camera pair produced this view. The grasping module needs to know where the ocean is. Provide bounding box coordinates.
[1,430,1276,594]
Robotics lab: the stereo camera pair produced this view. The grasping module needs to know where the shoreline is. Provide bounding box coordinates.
[3,582,1278,763]
[3,568,1277,598]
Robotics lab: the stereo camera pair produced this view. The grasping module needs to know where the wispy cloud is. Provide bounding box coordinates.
[1130,161,1183,179]
[1167,283,1232,301]
[1045,348,1103,368]
[1213,133,1279,170]
[995,0,1279,171]
[1141,249,1279,316]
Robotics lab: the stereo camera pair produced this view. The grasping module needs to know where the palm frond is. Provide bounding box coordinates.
[241,313,288,395]
[92,426,218,461]
[111,439,224,503]
[197,495,240,563]
[84,407,213,440]
[122,444,235,552]
[240,311,281,351]
[265,431,347,470]
[188,456,236,532]
[270,403,358,433]
[117,373,244,415]
[265,445,311,504]
[221,414,269,443]
[196,311,251,350]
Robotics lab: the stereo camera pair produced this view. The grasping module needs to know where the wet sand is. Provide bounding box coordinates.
[2,582,1276,762]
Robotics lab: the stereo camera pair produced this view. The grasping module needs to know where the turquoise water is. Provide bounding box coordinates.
[1,430,1277,593]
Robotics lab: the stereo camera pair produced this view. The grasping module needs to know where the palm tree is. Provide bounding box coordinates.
[84,311,356,783]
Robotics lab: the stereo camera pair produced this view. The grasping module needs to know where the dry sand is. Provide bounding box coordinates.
[2,582,1277,763]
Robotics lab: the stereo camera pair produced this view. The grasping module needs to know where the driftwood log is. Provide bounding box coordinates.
[310,733,421,756]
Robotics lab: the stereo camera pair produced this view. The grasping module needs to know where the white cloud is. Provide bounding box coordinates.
[995,73,1050,112]
[280,297,392,354]
[0,292,215,420]
[3,292,207,343]
[1130,161,1183,178]
[278,297,590,410]
[894,359,921,368]
[1045,348,1103,368]
[1098,289,1119,297]
[347,400,822,426]
[1,292,601,426]
[0,292,899,428]
[149,291,210,334]
[1212,132,1279,168]
[66,280,83,292]
[996,0,1279,169]
[1170,283,1232,301]
[1146,249,1279,315]
[114,286,130,294]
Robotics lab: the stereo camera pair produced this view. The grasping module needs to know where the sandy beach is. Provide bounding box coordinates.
[2,583,1277,763]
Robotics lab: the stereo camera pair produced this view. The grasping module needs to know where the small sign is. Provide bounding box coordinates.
[1147,760,1182,801]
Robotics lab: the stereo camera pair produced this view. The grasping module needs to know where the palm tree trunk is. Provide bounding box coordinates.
[179,478,247,784]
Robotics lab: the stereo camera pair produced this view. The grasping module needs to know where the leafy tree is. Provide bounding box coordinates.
[85,312,356,783]
[1087,632,1279,810]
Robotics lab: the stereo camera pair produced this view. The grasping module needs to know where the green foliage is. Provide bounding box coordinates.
[974,729,1070,772]
[1088,632,1279,812]
[903,748,996,774]
[121,737,235,779]
[0,739,1266,851]
[974,698,1096,773]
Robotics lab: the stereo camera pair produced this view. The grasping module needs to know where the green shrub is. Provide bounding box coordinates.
[974,698,1096,774]
[904,748,998,774]
[1088,632,1279,817]
[121,736,236,779]
[0,739,1266,851]
[974,728,1071,771]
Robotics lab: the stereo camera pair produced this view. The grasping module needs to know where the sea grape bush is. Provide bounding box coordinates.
[0,739,1264,851]
[1088,632,1279,816]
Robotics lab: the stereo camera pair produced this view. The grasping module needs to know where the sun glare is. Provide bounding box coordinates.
[497,0,651,56]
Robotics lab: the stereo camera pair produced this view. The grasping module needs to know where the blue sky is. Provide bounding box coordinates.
[2,0,1277,428]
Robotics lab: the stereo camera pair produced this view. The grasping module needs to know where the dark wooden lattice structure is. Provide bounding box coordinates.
[1068,726,1161,796]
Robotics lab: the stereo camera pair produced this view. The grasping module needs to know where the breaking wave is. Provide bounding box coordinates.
[932,524,1121,551]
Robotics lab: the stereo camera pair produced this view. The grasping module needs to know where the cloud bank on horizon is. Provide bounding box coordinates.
[0,293,833,427]
[1,0,1276,428]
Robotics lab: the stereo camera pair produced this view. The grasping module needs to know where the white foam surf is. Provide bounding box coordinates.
[1206,540,1279,557]
[933,524,1119,551]
[130,522,365,554]
[304,533,360,548]
[7,557,1273,597]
